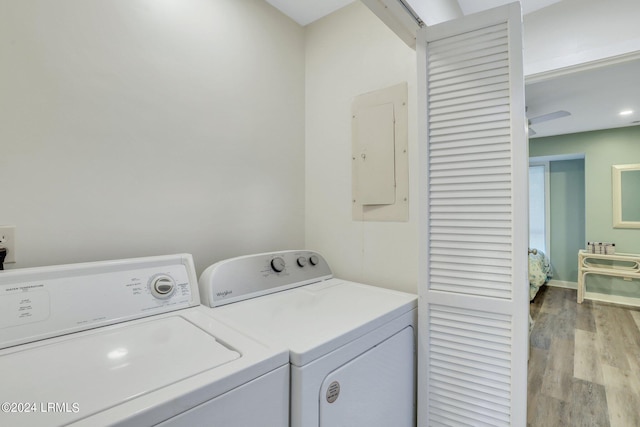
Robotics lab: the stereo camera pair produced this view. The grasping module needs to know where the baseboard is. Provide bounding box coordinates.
[548,278,640,307]
[584,291,640,308]
[547,280,577,290]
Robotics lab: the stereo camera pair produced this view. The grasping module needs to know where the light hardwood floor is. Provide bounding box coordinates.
[528,286,640,427]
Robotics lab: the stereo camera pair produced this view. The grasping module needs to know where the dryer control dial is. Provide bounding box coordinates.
[149,274,176,299]
[309,255,320,266]
[297,256,308,267]
[270,257,286,273]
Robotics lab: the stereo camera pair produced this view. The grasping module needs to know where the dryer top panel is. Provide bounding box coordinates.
[207,278,417,366]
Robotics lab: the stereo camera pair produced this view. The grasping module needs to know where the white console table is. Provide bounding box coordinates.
[577,250,640,303]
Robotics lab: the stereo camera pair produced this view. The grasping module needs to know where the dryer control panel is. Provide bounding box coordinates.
[0,254,199,349]
[199,250,333,307]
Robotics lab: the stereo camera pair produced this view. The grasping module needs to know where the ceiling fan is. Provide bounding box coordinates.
[527,109,571,136]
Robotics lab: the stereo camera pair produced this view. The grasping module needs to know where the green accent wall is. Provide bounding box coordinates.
[549,159,585,283]
[530,125,640,297]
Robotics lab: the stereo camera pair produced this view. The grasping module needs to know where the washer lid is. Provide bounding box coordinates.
[0,315,240,426]
[210,279,417,366]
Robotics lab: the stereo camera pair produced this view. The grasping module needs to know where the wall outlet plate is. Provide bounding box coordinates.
[0,225,16,264]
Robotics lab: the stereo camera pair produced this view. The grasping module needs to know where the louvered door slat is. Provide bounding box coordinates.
[430,229,513,240]
[429,82,509,103]
[428,22,507,50]
[431,183,512,194]
[430,248,511,259]
[430,91,511,111]
[431,58,510,87]
[431,103,510,123]
[430,241,513,253]
[431,372,510,399]
[429,172,511,185]
[430,169,511,180]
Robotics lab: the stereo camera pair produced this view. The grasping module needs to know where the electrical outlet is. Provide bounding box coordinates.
[0,225,16,264]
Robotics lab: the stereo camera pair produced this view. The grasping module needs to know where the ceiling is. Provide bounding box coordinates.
[264,0,564,27]
[265,0,640,138]
[456,0,561,15]
[264,0,354,26]
[525,59,640,138]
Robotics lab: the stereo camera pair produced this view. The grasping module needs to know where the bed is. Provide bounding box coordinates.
[529,249,552,301]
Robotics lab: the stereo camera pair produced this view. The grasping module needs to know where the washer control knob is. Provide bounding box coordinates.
[271,257,286,273]
[150,275,176,299]
[297,257,308,267]
[309,255,320,266]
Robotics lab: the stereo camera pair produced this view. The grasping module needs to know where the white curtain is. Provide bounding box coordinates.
[529,164,546,254]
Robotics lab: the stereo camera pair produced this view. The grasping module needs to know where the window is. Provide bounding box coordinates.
[529,163,548,255]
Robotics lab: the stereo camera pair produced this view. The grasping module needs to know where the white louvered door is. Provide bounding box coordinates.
[417,3,528,426]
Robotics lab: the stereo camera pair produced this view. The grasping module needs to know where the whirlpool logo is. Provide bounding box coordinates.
[216,290,233,297]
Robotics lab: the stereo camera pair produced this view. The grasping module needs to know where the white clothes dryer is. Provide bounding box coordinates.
[199,250,417,427]
[0,254,288,427]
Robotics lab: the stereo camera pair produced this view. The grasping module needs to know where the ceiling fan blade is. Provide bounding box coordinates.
[528,110,571,125]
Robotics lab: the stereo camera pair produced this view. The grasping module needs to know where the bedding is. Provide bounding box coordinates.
[529,249,552,301]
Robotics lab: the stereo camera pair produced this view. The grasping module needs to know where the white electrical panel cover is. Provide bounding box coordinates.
[352,82,408,221]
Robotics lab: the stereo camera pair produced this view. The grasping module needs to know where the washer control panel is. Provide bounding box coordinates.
[199,250,333,307]
[0,254,199,349]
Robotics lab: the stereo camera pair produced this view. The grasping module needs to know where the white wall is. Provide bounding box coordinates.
[0,0,306,273]
[523,0,640,75]
[305,2,418,293]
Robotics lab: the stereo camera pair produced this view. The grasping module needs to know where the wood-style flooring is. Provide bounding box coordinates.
[528,286,640,427]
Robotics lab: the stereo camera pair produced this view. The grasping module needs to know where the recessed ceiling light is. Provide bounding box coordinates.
[619,110,634,116]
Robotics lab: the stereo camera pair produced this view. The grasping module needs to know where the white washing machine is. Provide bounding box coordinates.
[0,254,289,427]
[198,250,417,427]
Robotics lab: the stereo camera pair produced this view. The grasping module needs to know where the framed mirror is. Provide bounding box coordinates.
[612,163,640,228]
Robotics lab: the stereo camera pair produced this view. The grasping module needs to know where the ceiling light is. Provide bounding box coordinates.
[619,110,634,116]
[107,348,128,359]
